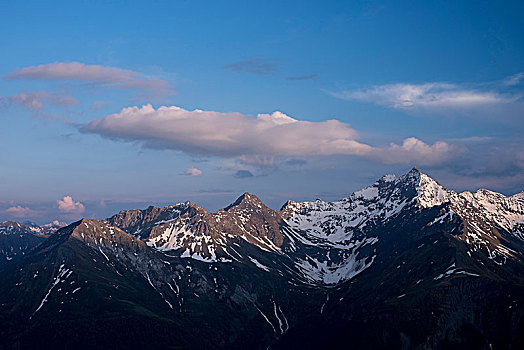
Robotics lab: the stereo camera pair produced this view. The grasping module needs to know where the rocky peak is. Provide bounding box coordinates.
[69,218,146,250]
[213,192,284,248]
[0,221,26,229]
[0,221,41,237]
[28,220,66,235]
[145,192,285,259]
[0,221,46,265]
[223,192,266,212]
[391,167,450,208]
[0,220,66,236]
[106,202,197,239]
[69,218,109,240]
[378,173,398,183]
[455,188,524,234]
[399,170,523,234]
[416,175,449,208]
[401,166,422,182]
[280,200,304,219]
[282,168,447,223]
[512,191,524,201]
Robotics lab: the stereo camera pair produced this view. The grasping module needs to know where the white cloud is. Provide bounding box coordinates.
[81,105,367,158]
[90,100,108,111]
[445,136,494,143]
[81,104,454,166]
[373,137,455,165]
[502,72,524,87]
[330,82,519,109]
[4,62,174,98]
[5,205,37,218]
[183,166,203,176]
[57,196,85,213]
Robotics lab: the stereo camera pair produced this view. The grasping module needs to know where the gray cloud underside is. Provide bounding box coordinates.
[1,91,78,110]
[285,74,317,81]
[234,170,254,178]
[80,104,454,166]
[223,58,279,75]
[4,62,174,97]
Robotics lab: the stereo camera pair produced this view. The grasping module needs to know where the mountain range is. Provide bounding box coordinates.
[1,167,523,349]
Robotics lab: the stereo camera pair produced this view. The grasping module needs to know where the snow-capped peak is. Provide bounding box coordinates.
[379,174,398,183]
[414,172,449,208]
[511,191,524,201]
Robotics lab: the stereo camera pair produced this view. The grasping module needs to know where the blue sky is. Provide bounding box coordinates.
[1,0,523,223]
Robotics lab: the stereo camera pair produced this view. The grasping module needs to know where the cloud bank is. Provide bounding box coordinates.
[4,62,174,98]
[81,105,453,166]
[330,82,520,109]
[4,206,37,218]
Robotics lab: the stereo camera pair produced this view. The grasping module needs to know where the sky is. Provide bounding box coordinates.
[1,0,523,224]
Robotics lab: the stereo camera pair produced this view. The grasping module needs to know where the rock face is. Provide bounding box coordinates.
[105,203,194,239]
[1,167,523,349]
[146,192,284,262]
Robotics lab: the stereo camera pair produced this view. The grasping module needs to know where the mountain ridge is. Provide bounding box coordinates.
[1,167,523,349]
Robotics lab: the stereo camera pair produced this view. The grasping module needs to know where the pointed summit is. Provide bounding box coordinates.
[105,202,200,239]
[39,218,146,252]
[513,191,524,201]
[402,166,423,182]
[402,167,449,208]
[400,166,438,184]
[374,167,449,209]
[223,192,265,211]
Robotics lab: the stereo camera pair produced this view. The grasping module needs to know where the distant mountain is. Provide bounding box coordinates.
[27,220,67,235]
[1,168,523,349]
[0,220,67,267]
[0,221,46,266]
